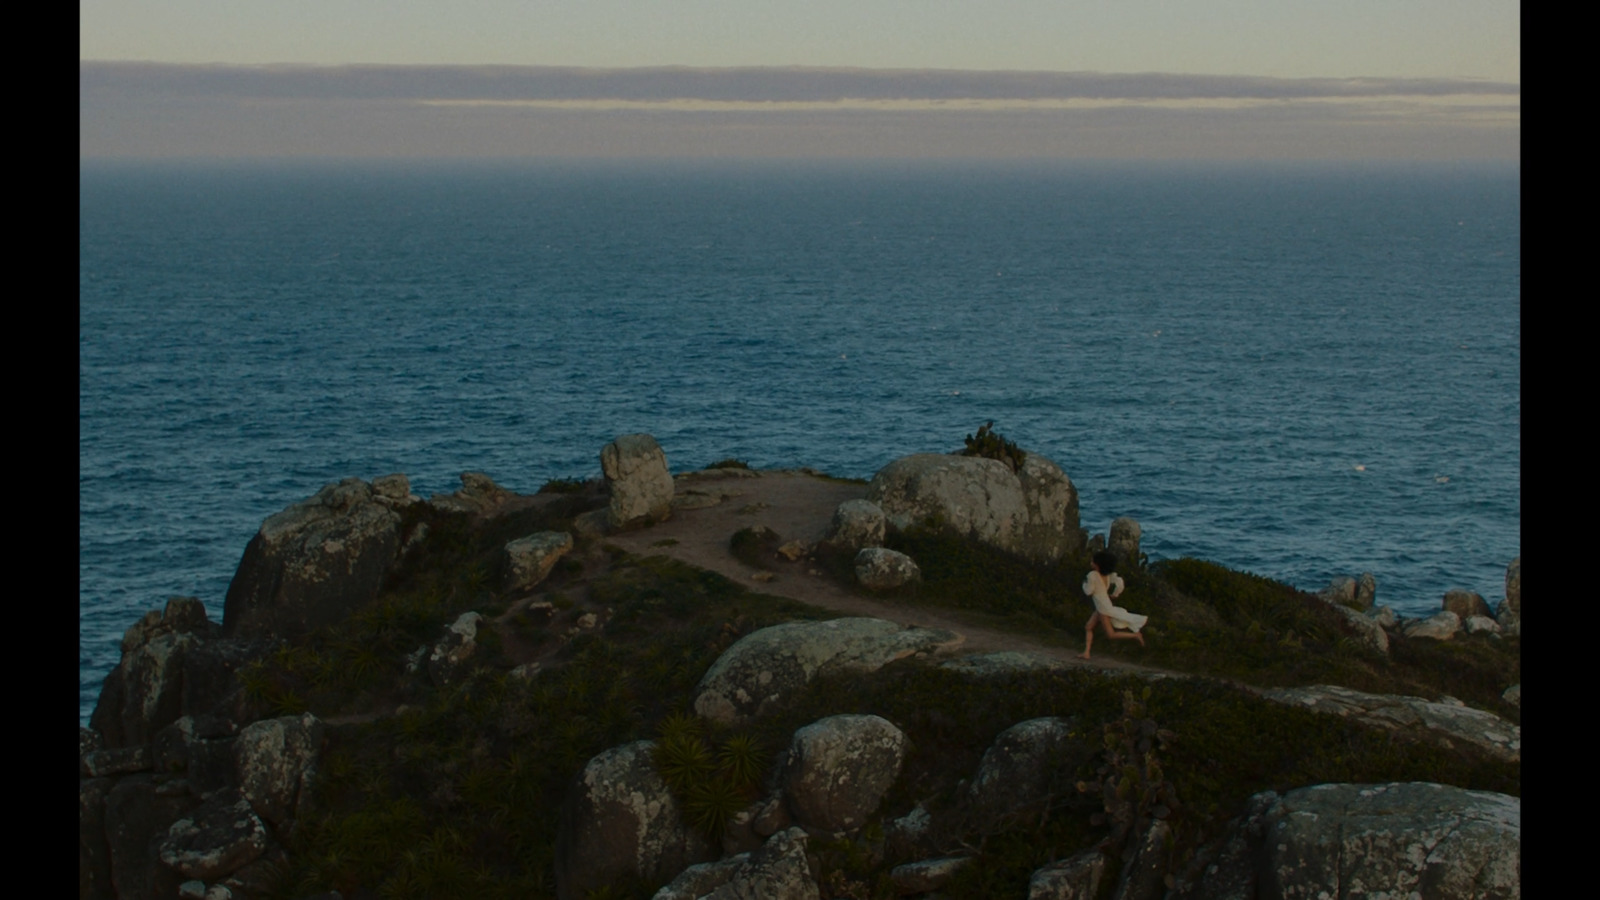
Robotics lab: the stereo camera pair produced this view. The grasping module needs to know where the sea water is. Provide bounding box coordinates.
[79,159,1520,724]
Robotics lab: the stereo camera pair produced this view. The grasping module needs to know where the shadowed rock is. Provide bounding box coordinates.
[1260,684,1519,762]
[782,714,906,832]
[823,499,886,552]
[852,547,920,590]
[91,597,218,748]
[1029,849,1105,900]
[968,717,1089,828]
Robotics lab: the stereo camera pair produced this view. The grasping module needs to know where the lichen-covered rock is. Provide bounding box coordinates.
[1442,588,1493,620]
[1029,849,1105,900]
[222,478,402,640]
[104,774,199,900]
[822,499,886,552]
[82,744,154,778]
[1260,684,1519,762]
[1319,598,1389,655]
[555,740,713,900]
[157,789,269,881]
[1257,783,1520,899]
[602,434,674,530]
[505,531,574,592]
[91,597,217,748]
[694,618,962,724]
[968,717,1087,827]
[1465,615,1503,635]
[1366,605,1398,629]
[1502,683,1520,706]
[890,856,972,895]
[428,611,488,685]
[654,827,818,900]
[782,714,906,832]
[1316,577,1357,608]
[1108,517,1142,570]
[866,451,1083,564]
[1355,572,1377,609]
[1401,610,1461,640]
[234,713,324,829]
[852,547,920,590]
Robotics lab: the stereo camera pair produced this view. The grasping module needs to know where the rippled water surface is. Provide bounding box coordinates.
[79,160,1520,723]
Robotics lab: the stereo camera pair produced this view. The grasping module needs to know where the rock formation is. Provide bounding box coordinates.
[852,547,920,590]
[601,433,675,530]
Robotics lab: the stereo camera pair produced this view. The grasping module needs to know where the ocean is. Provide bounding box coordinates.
[79,159,1520,724]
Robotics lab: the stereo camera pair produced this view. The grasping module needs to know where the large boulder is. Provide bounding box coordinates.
[967,717,1089,827]
[1108,517,1142,570]
[866,451,1083,563]
[602,434,675,530]
[1442,589,1493,621]
[234,713,325,830]
[1253,783,1520,899]
[90,597,217,748]
[853,547,920,591]
[694,618,963,725]
[822,499,886,552]
[556,740,714,900]
[222,478,403,640]
[1260,684,1519,762]
[783,715,907,833]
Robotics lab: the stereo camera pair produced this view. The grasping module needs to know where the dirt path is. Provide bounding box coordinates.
[601,469,1152,673]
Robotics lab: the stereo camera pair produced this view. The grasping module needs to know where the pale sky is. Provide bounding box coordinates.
[81,1,1518,83]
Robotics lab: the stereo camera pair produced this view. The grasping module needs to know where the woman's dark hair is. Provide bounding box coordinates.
[1093,550,1118,574]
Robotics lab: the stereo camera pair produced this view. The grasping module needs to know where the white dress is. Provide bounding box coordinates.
[1083,571,1148,633]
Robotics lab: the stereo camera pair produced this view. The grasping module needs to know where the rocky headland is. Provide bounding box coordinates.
[80,431,1521,900]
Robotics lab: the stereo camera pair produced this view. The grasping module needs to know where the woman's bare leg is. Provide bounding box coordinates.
[1080,613,1099,659]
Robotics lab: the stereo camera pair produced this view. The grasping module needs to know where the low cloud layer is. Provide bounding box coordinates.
[80,62,1519,160]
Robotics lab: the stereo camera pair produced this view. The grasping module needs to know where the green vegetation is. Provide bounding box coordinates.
[962,421,1026,473]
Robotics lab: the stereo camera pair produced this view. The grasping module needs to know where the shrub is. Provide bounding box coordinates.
[962,421,1026,473]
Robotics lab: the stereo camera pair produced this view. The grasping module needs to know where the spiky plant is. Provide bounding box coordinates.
[717,733,767,791]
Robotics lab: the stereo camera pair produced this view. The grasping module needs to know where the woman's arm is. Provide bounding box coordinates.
[1108,574,1125,598]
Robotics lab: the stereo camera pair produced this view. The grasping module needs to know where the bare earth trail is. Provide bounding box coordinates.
[601,470,1154,675]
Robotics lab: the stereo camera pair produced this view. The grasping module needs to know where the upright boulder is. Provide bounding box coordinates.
[599,434,674,531]
[234,713,325,831]
[782,715,907,833]
[222,478,403,640]
[91,597,217,748]
[1107,518,1142,570]
[867,450,1082,563]
[1497,557,1521,635]
[555,740,713,900]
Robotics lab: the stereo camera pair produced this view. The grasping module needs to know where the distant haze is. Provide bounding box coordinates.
[80,62,1519,161]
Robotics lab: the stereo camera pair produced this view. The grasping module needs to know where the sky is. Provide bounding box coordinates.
[79,2,1520,160]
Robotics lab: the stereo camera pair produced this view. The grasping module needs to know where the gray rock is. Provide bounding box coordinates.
[1108,517,1142,570]
[602,434,675,530]
[703,827,819,900]
[938,651,1072,678]
[1366,605,1398,628]
[556,740,713,900]
[104,774,198,900]
[867,451,1083,564]
[1316,577,1358,608]
[222,478,402,640]
[853,547,921,590]
[1502,684,1520,707]
[178,881,207,899]
[694,618,963,724]
[83,744,154,778]
[1260,683,1520,762]
[153,716,200,774]
[158,789,269,881]
[823,499,886,552]
[1257,783,1519,899]
[1028,849,1105,900]
[1497,556,1521,635]
[1401,610,1461,640]
[1465,615,1503,635]
[890,856,972,894]
[1166,791,1279,900]
[1442,589,1493,620]
[652,854,749,900]
[81,727,106,775]
[1320,598,1389,655]
[1355,572,1377,609]
[782,714,906,832]
[427,611,488,685]
[505,531,574,592]
[968,717,1088,827]
[91,597,217,748]
[883,803,933,859]
[234,713,324,829]
[370,472,411,501]
[1112,818,1171,900]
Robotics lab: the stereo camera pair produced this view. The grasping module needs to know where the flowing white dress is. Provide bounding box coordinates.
[1083,571,1148,633]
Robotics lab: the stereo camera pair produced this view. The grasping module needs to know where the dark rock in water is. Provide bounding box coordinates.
[91,597,217,749]
[554,740,713,900]
[222,477,402,641]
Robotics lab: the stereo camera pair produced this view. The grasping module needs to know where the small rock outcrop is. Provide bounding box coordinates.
[1316,595,1390,655]
[782,714,906,832]
[156,789,269,881]
[222,477,403,640]
[652,827,818,900]
[602,434,675,530]
[1497,556,1521,635]
[1355,572,1377,609]
[1029,849,1105,900]
[866,450,1083,563]
[91,597,217,748]
[823,499,886,552]
[427,611,488,685]
[853,547,920,590]
[1260,684,1519,762]
[556,740,713,900]
[890,856,972,895]
[1107,517,1142,570]
[1401,610,1461,640]
[234,713,325,831]
[693,618,962,724]
[505,531,574,592]
[1442,589,1493,621]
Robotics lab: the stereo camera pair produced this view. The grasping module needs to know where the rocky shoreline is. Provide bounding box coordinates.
[79,433,1520,900]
